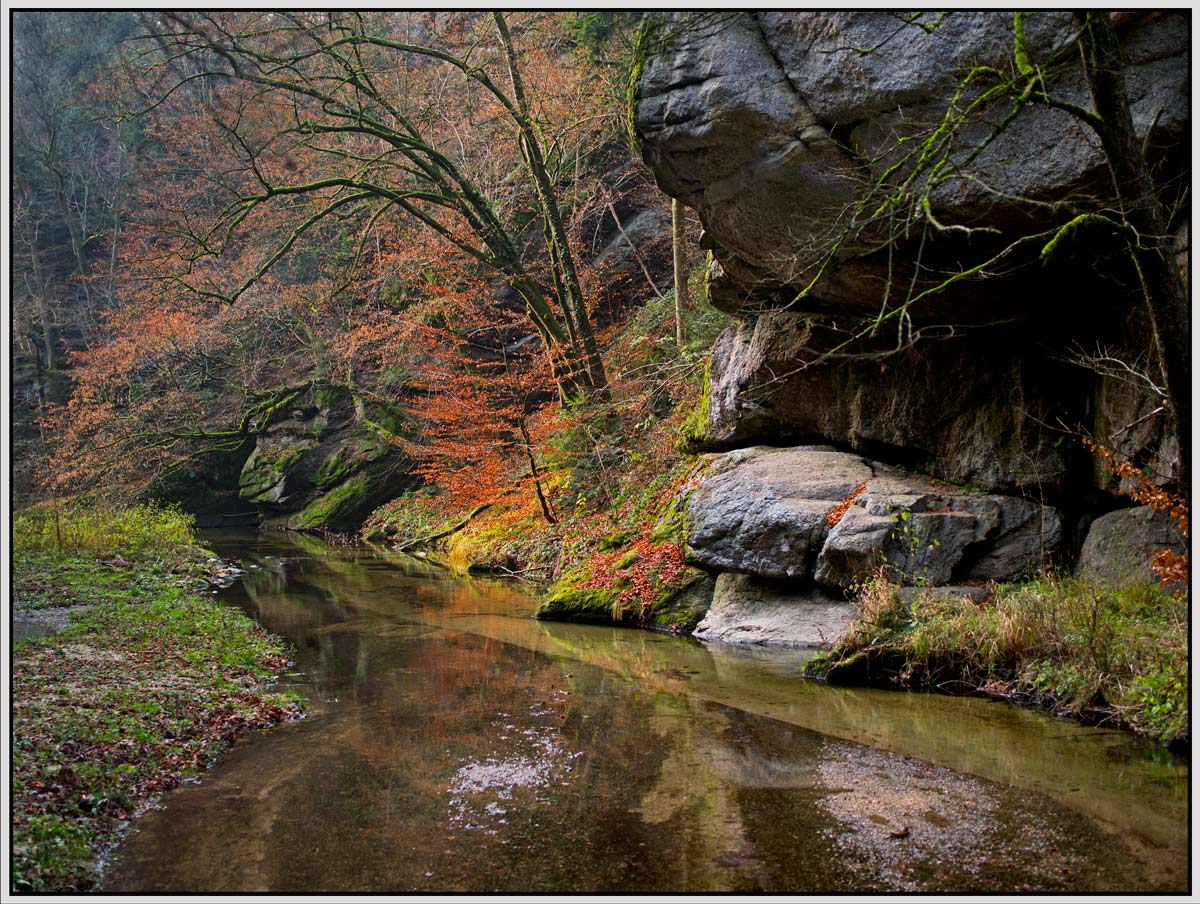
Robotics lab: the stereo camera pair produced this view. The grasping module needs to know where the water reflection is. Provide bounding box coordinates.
[100,532,1187,893]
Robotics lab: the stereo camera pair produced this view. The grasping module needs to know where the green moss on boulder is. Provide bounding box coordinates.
[288,474,369,531]
[537,553,713,634]
[536,584,628,625]
[239,445,309,504]
[676,362,712,452]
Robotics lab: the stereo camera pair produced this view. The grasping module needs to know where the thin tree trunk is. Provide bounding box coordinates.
[52,171,88,279]
[606,199,665,299]
[672,197,690,347]
[1077,12,1190,490]
[519,417,557,524]
[494,12,608,393]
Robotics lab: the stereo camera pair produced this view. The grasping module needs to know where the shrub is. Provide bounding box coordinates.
[809,571,1188,744]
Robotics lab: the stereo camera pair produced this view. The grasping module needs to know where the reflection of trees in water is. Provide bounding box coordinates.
[152,533,1185,892]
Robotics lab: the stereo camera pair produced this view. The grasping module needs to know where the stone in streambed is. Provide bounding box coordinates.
[694,572,853,648]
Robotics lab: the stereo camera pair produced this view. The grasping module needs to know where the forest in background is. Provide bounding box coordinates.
[12,10,720,547]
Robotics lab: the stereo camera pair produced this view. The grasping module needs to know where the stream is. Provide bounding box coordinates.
[100,530,1188,893]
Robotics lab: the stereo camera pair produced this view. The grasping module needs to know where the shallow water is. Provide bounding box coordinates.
[100,531,1188,893]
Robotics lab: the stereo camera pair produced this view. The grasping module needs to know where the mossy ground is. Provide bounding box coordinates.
[804,573,1188,746]
[11,506,300,892]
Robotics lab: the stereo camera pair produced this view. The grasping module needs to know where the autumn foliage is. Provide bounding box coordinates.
[581,528,688,612]
[32,11,659,522]
[1084,439,1189,592]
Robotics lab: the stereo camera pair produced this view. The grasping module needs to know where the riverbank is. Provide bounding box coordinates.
[11,505,300,892]
[801,572,1188,748]
[363,472,1189,749]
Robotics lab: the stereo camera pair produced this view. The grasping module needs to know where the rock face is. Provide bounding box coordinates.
[151,383,416,532]
[1076,506,1187,588]
[699,312,1083,493]
[145,442,259,528]
[687,446,1062,595]
[636,11,1187,317]
[238,385,416,531]
[637,11,1185,492]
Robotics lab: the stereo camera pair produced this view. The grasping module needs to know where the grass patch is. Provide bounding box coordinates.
[805,571,1188,745]
[14,502,204,560]
[11,504,300,892]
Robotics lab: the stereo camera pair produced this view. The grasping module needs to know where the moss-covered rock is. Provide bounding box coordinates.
[536,552,714,634]
[646,568,715,634]
[288,474,370,531]
[229,383,418,532]
[239,444,310,504]
[536,583,629,625]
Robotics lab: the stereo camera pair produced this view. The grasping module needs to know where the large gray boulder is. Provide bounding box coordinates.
[1075,505,1187,588]
[686,446,871,579]
[636,11,1187,316]
[686,445,1062,590]
[814,477,1062,589]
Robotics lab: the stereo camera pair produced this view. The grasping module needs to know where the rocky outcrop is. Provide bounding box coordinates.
[636,11,1187,318]
[697,312,1082,493]
[607,12,1187,647]
[687,446,1061,595]
[238,385,416,532]
[636,11,1185,494]
[149,383,416,532]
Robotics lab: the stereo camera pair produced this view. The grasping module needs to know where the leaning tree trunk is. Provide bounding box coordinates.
[494,13,608,394]
[1077,11,1190,491]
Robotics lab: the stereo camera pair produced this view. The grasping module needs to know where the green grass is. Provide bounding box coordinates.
[805,572,1188,745]
[11,504,300,892]
[14,501,203,560]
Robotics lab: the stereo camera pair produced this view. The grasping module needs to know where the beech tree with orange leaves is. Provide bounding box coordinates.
[130,10,609,401]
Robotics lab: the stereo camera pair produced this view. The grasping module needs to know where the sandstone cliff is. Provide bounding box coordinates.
[631,11,1188,645]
